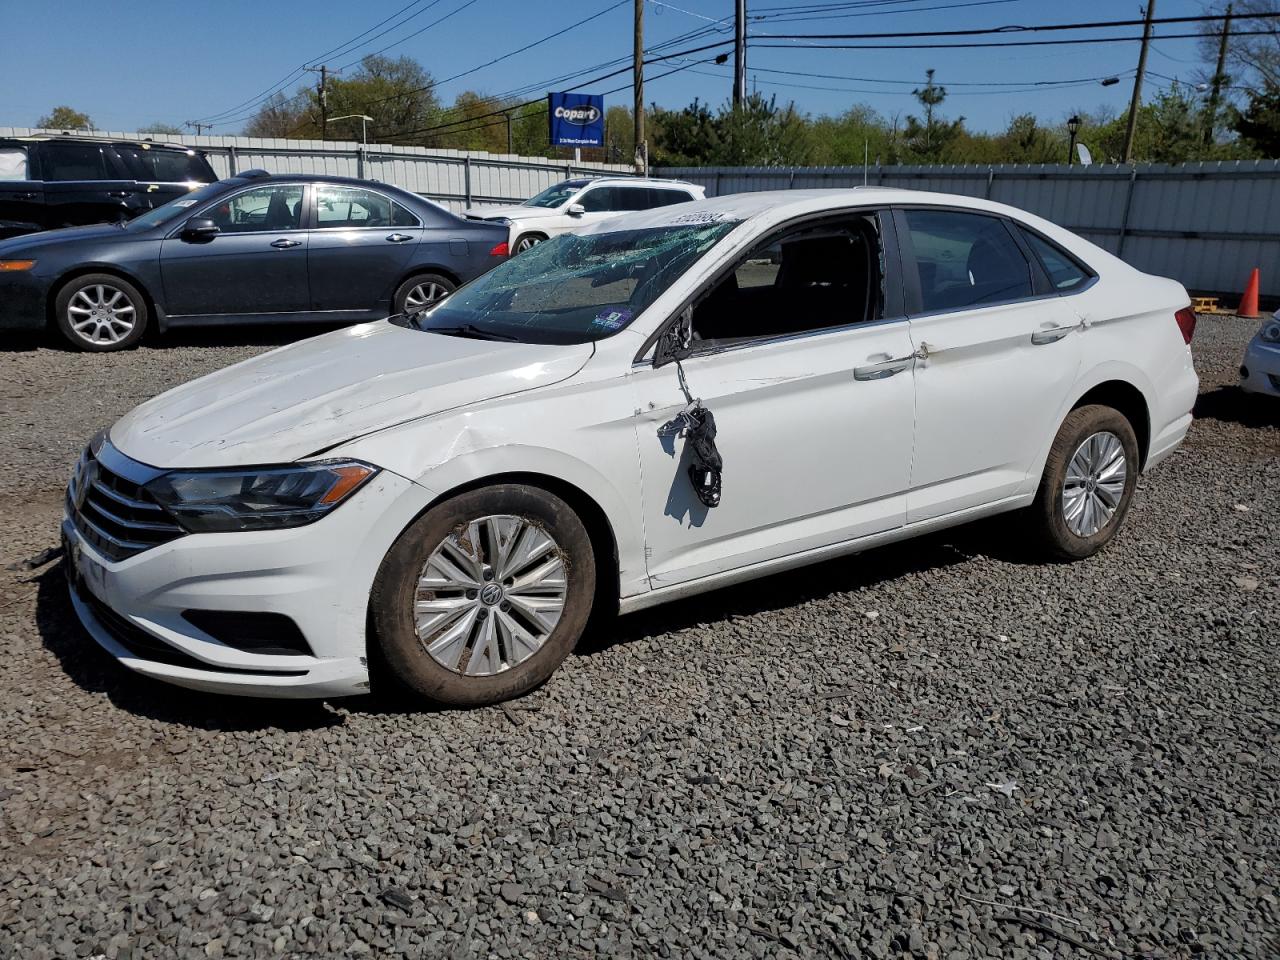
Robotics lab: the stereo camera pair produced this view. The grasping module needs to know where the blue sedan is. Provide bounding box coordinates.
[0,170,510,351]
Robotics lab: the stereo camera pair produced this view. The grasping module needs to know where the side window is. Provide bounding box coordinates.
[612,187,651,211]
[206,184,304,233]
[149,149,210,183]
[690,214,886,344]
[0,147,29,181]
[41,143,107,181]
[314,185,408,229]
[903,209,1032,313]
[576,187,616,213]
[649,189,690,208]
[1020,228,1091,292]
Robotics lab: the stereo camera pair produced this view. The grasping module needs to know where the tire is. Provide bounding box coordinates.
[1030,404,1140,561]
[370,484,596,706]
[393,272,456,316]
[513,233,546,254]
[54,273,149,352]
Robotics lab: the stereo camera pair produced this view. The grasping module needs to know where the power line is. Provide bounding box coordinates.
[334,0,481,69]
[750,29,1277,51]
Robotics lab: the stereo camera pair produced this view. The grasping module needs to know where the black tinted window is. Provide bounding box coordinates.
[648,189,690,208]
[577,187,617,212]
[41,143,107,181]
[150,148,213,182]
[1021,228,1090,291]
[903,209,1032,312]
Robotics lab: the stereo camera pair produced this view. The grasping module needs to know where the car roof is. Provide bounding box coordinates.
[2,133,198,152]
[227,172,420,193]
[579,176,700,189]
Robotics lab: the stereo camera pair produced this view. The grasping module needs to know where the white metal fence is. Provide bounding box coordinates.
[0,128,632,212]
[657,161,1280,300]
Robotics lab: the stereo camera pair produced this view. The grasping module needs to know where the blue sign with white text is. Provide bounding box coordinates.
[548,92,604,147]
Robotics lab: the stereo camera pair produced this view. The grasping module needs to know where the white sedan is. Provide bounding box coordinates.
[63,188,1199,705]
[1240,309,1280,398]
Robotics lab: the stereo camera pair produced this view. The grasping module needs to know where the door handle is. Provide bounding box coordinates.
[14,192,37,200]
[385,233,413,243]
[854,354,913,381]
[1030,325,1077,345]
[106,190,130,199]
[270,238,302,249]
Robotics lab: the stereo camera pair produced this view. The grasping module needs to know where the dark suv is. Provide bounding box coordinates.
[0,135,218,239]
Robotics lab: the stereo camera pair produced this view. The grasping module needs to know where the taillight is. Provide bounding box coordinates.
[489,241,509,257]
[1174,306,1196,345]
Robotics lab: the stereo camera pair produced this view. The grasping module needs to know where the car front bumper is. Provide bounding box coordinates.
[62,465,430,699]
[0,268,50,331]
[1240,336,1280,397]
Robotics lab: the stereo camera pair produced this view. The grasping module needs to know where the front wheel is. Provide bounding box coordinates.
[1030,404,1140,561]
[370,484,596,706]
[54,273,149,351]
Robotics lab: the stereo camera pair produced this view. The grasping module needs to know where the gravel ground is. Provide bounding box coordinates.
[0,316,1276,959]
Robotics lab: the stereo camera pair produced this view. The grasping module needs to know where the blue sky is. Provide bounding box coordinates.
[1,0,1218,135]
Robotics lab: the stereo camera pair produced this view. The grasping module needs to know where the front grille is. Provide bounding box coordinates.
[67,445,184,562]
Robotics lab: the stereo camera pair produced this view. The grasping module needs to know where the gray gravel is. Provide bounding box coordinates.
[1,316,1277,959]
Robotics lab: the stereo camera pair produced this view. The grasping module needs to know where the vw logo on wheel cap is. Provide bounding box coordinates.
[479,582,504,606]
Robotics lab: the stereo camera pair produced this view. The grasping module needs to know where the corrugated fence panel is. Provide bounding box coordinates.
[658,162,1280,297]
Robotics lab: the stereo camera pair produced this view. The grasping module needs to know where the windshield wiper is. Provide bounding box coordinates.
[427,323,520,342]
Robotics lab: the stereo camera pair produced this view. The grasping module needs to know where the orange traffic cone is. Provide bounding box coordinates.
[1238,268,1261,319]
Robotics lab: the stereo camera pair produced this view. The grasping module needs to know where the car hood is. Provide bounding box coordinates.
[110,320,593,469]
[465,204,562,222]
[0,222,129,254]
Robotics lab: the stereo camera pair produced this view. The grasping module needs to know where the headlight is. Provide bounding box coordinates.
[1262,320,1280,344]
[145,461,377,533]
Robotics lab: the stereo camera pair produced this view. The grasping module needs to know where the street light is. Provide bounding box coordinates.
[328,114,374,146]
[1067,115,1081,165]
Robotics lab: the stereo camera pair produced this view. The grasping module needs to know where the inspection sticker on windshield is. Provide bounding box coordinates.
[591,307,632,330]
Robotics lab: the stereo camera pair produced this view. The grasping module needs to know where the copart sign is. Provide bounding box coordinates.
[548,91,605,147]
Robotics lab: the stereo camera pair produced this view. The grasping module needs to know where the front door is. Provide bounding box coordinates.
[632,212,917,589]
[160,182,310,319]
[306,183,421,318]
[895,207,1083,523]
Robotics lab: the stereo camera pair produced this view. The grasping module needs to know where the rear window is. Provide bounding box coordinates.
[41,142,107,181]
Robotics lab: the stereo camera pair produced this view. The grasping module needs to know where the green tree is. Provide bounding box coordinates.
[903,70,965,161]
[38,105,92,130]
[1233,82,1280,154]
[244,92,309,138]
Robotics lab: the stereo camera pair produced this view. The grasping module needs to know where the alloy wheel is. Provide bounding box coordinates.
[404,280,449,311]
[66,284,136,345]
[414,515,567,677]
[1061,430,1127,537]
[516,236,542,253]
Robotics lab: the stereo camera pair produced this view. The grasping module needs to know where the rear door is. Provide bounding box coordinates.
[0,143,44,238]
[38,141,138,227]
[160,182,310,319]
[113,143,216,210]
[306,184,422,317]
[895,206,1083,523]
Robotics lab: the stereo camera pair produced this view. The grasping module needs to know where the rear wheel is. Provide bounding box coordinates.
[1031,404,1139,560]
[393,272,455,316]
[514,233,546,254]
[54,273,149,351]
[370,484,596,706]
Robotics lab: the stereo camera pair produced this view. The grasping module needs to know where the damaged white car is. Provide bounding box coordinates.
[63,189,1199,705]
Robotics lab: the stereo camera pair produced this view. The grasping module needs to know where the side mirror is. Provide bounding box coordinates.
[655,308,694,368]
[567,202,586,217]
[181,217,219,242]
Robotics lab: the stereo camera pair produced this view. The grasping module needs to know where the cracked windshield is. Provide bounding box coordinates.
[414,219,741,344]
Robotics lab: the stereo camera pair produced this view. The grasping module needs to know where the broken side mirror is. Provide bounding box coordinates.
[654,308,694,368]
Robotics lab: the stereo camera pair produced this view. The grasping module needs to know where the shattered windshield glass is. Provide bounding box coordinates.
[409,219,741,345]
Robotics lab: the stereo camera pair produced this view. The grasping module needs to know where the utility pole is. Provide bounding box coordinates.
[734,0,747,107]
[1203,2,1232,147]
[1121,0,1156,165]
[305,65,331,140]
[185,121,212,135]
[633,0,645,173]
